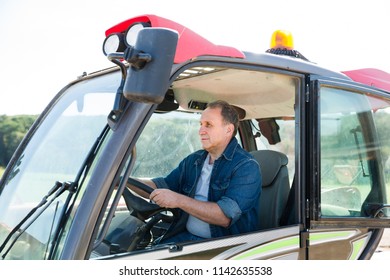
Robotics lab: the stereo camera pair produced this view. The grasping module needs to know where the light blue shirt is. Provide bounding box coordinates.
[186,154,213,238]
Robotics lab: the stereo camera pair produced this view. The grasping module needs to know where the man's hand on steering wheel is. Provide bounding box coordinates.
[149,189,183,208]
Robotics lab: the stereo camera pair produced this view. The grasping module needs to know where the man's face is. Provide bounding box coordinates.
[199,107,233,154]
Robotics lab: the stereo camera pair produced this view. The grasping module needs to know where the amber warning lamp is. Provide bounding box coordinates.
[266,30,309,61]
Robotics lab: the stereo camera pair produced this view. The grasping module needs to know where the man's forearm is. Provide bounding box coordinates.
[177,195,231,228]
[149,188,231,227]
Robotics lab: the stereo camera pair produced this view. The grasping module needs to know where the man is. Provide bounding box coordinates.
[130,100,262,243]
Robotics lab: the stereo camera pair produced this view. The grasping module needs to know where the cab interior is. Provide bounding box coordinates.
[93,64,301,257]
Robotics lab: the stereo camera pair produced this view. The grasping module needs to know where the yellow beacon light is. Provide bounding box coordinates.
[266,30,308,61]
[270,30,294,50]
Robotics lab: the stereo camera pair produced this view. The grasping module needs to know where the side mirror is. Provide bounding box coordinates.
[123,28,178,104]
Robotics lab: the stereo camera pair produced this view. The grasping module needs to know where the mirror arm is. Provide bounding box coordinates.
[124,47,152,70]
[106,53,129,128]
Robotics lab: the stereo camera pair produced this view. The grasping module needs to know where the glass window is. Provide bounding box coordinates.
[320,86,390,218]
[0,71,119,259]
[369,94,390,214]
[131,110,202,178]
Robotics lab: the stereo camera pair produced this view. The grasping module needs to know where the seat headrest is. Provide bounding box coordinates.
[250,150,288,187]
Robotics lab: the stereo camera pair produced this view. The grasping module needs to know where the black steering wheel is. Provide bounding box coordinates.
[122,177,178,251]
[123,177,164,220]
[126,177,155,194]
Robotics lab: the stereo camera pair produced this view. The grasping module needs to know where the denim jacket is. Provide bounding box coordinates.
[153,138,262,238]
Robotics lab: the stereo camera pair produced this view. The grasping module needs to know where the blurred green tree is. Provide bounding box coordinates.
[0,115,37,167]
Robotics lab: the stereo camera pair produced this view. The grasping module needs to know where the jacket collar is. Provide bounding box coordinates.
[195,137,238,165]
[220,137,238,161]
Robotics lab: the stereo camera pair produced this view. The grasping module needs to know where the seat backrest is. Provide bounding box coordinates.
[250,150,290,230]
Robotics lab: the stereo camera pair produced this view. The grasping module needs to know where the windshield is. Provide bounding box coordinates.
[0,70,120,259]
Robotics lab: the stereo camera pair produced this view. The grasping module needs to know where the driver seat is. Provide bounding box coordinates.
[250,150,290,230]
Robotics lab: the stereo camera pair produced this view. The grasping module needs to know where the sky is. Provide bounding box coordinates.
[0,0,389,115]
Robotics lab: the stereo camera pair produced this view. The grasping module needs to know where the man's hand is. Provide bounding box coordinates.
[149,189,181,208]
[150,188,231,228]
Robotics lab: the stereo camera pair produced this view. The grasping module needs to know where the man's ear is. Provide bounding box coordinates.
[226,123,234,134]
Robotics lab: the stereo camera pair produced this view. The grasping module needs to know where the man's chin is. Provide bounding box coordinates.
[201,145,210,151]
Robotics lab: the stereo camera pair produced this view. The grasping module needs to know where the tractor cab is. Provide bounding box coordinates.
[1,14,390,260]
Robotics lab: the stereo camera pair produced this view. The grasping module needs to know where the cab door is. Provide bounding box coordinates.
[307,77,390,259]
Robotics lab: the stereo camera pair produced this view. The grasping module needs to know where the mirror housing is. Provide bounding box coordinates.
[123,28,178,104]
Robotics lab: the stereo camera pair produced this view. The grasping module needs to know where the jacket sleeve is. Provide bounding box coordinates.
[216,158,262,226]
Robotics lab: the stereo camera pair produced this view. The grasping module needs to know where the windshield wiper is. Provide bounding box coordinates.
[47,124,110,259]
[0,181,76,259]
[0,124,110,259]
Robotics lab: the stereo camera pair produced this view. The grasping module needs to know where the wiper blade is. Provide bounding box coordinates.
[1,125,110,259]
[0,181,76,259]
[47,125,110,259]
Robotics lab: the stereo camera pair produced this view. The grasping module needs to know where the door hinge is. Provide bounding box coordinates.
[305,84,310,103]
[300,230,310,249]
[305,199,310,219]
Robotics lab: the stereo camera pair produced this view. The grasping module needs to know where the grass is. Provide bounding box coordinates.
[0,166,4,179]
